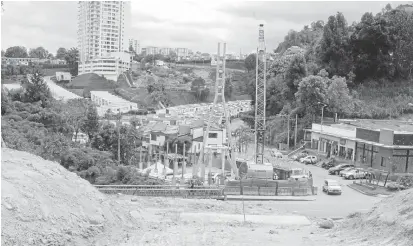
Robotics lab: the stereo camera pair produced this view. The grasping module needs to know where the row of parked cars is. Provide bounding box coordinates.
[291,151,318,165]
[325,163,370,180]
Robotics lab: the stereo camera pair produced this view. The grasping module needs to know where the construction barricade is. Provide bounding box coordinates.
[259,187,276,196]
[242,186,259,195]
[276,187,293,196]
[292,187,310,196]
[223,187,241,195]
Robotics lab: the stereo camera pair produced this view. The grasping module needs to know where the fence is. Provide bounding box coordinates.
[222,185,317,196]
[95,185,223,199]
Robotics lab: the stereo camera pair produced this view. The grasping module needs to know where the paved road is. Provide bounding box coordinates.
[257,160,383,218]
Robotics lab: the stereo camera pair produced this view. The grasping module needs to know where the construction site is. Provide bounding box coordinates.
[2,24,413,246]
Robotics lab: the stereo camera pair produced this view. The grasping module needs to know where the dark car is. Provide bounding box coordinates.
[321,159,337,169]
[146,107,156,114]
[328,163,355,175]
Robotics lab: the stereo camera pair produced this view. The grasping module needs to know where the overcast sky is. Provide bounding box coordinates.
[1,1,411,55]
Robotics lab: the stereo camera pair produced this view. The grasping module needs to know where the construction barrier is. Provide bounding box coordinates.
[312,186,318,195]
[259,187,276,196]
[292,187,310,196]
[242,186,259,195]
[277,187,293,196]
[224,187,241,195]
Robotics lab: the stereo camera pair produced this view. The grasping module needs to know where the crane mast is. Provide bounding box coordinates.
[255,24,266,165]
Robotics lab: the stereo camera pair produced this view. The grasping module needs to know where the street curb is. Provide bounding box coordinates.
[218,195,316,202]
[347,184,379,197]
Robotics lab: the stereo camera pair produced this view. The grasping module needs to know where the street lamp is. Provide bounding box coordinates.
[316,102,328,159]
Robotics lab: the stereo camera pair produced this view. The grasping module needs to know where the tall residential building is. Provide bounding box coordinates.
[77,1,131,81]
[129,39,140,54]
[77,1,131,63]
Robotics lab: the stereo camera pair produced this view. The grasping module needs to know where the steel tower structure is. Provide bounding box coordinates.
[255,24,267,165]
[195,43,238,181]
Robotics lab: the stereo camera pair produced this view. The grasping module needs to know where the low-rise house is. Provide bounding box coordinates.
[56,72,72,82]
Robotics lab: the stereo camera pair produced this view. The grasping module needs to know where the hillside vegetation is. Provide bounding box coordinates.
[241,3,413,146]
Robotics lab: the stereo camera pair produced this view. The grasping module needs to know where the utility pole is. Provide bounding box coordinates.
[287,115,290,151]
[294,114,298,148]
[117,109,121,164]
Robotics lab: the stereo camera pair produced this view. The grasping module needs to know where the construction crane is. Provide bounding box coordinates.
[255,24,267,165]
[194,42,238,181]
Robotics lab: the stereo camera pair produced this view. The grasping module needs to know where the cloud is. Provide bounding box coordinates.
[2,1,411,55]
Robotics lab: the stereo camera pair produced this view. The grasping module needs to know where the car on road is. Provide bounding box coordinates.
[328,164,355,175]
[301,155,317,165]
[343,169,367,180]
[339,167,355,177]
[322,179,342,195]
[292,152,308,161]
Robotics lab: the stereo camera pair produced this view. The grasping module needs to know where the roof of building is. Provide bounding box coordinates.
[151,122,167,132]
[178,125,191,136]
[338,119,413,134]
[91,91,135,105]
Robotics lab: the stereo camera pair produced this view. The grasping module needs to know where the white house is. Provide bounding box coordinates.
[55,72,72,82]
[90,91,138,116]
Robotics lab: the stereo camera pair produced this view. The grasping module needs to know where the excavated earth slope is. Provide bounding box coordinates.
[1,148,142,246]
[327,188,413,246]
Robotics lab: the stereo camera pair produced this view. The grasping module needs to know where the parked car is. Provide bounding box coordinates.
[343,169,367,180]
[321,158,337,169]
[328,164,355,175]
[322,179,342,195]
[293,152,308,161]
[339,167,355,177]
[301,156,317,165]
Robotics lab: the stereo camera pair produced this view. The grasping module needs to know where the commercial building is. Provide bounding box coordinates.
[305,120,413,173]
[176,48,188,60]
[77,1,131,62]
[90,90,138,116]
[78,51,132,81]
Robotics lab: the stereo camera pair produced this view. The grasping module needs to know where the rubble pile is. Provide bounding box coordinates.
[330,188,413,246]
[1,148,142,246]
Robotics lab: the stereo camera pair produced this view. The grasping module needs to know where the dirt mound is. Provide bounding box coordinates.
[329,189,413,246]
[1,148,141,246]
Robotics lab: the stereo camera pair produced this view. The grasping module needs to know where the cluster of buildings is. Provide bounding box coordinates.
[305,120,413,173]
[91,90,138,116]
[1,57,67,66]
[137,100,252,154]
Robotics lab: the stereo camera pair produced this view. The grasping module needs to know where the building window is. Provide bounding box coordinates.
[381,157,386,167]
[209,133,218,138]
[151,134,156,141]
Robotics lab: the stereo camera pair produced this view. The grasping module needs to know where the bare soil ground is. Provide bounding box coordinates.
[2,147,412,246]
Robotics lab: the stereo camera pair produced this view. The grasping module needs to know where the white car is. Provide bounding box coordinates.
[322,179,342,195]
[339,167,355,177]
[300,156,317,164]
[343,169,367,180]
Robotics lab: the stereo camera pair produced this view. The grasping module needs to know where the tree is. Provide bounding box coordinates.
[191,77,206,99]
[82,104,100,140]
[21,69,52,107]
[5,46,28,58]
[65,98,90,142]
[326,76,353,116]
[56,47,67,60]
[284,54,307,100]
[295,75,328,116]
[318,12,352,77]
[65,47,79,76]
[1,50,4,57]
[244,54,256,73]
[29,47,49,59]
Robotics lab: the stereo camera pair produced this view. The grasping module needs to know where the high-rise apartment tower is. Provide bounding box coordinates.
[77,1,131,63]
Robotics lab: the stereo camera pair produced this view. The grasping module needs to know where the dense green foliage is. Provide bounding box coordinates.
[1,70,154,185]
[241,3,413,147]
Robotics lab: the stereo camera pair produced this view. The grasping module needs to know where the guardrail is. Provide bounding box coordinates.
[95,185,317,198]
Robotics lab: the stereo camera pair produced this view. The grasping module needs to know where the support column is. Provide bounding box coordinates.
[173,144,178,182]
[221,149,225,181]
[200,151,205,182]
[163,143,168,176]
[139,146,143,170]
[208,149,213,185]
